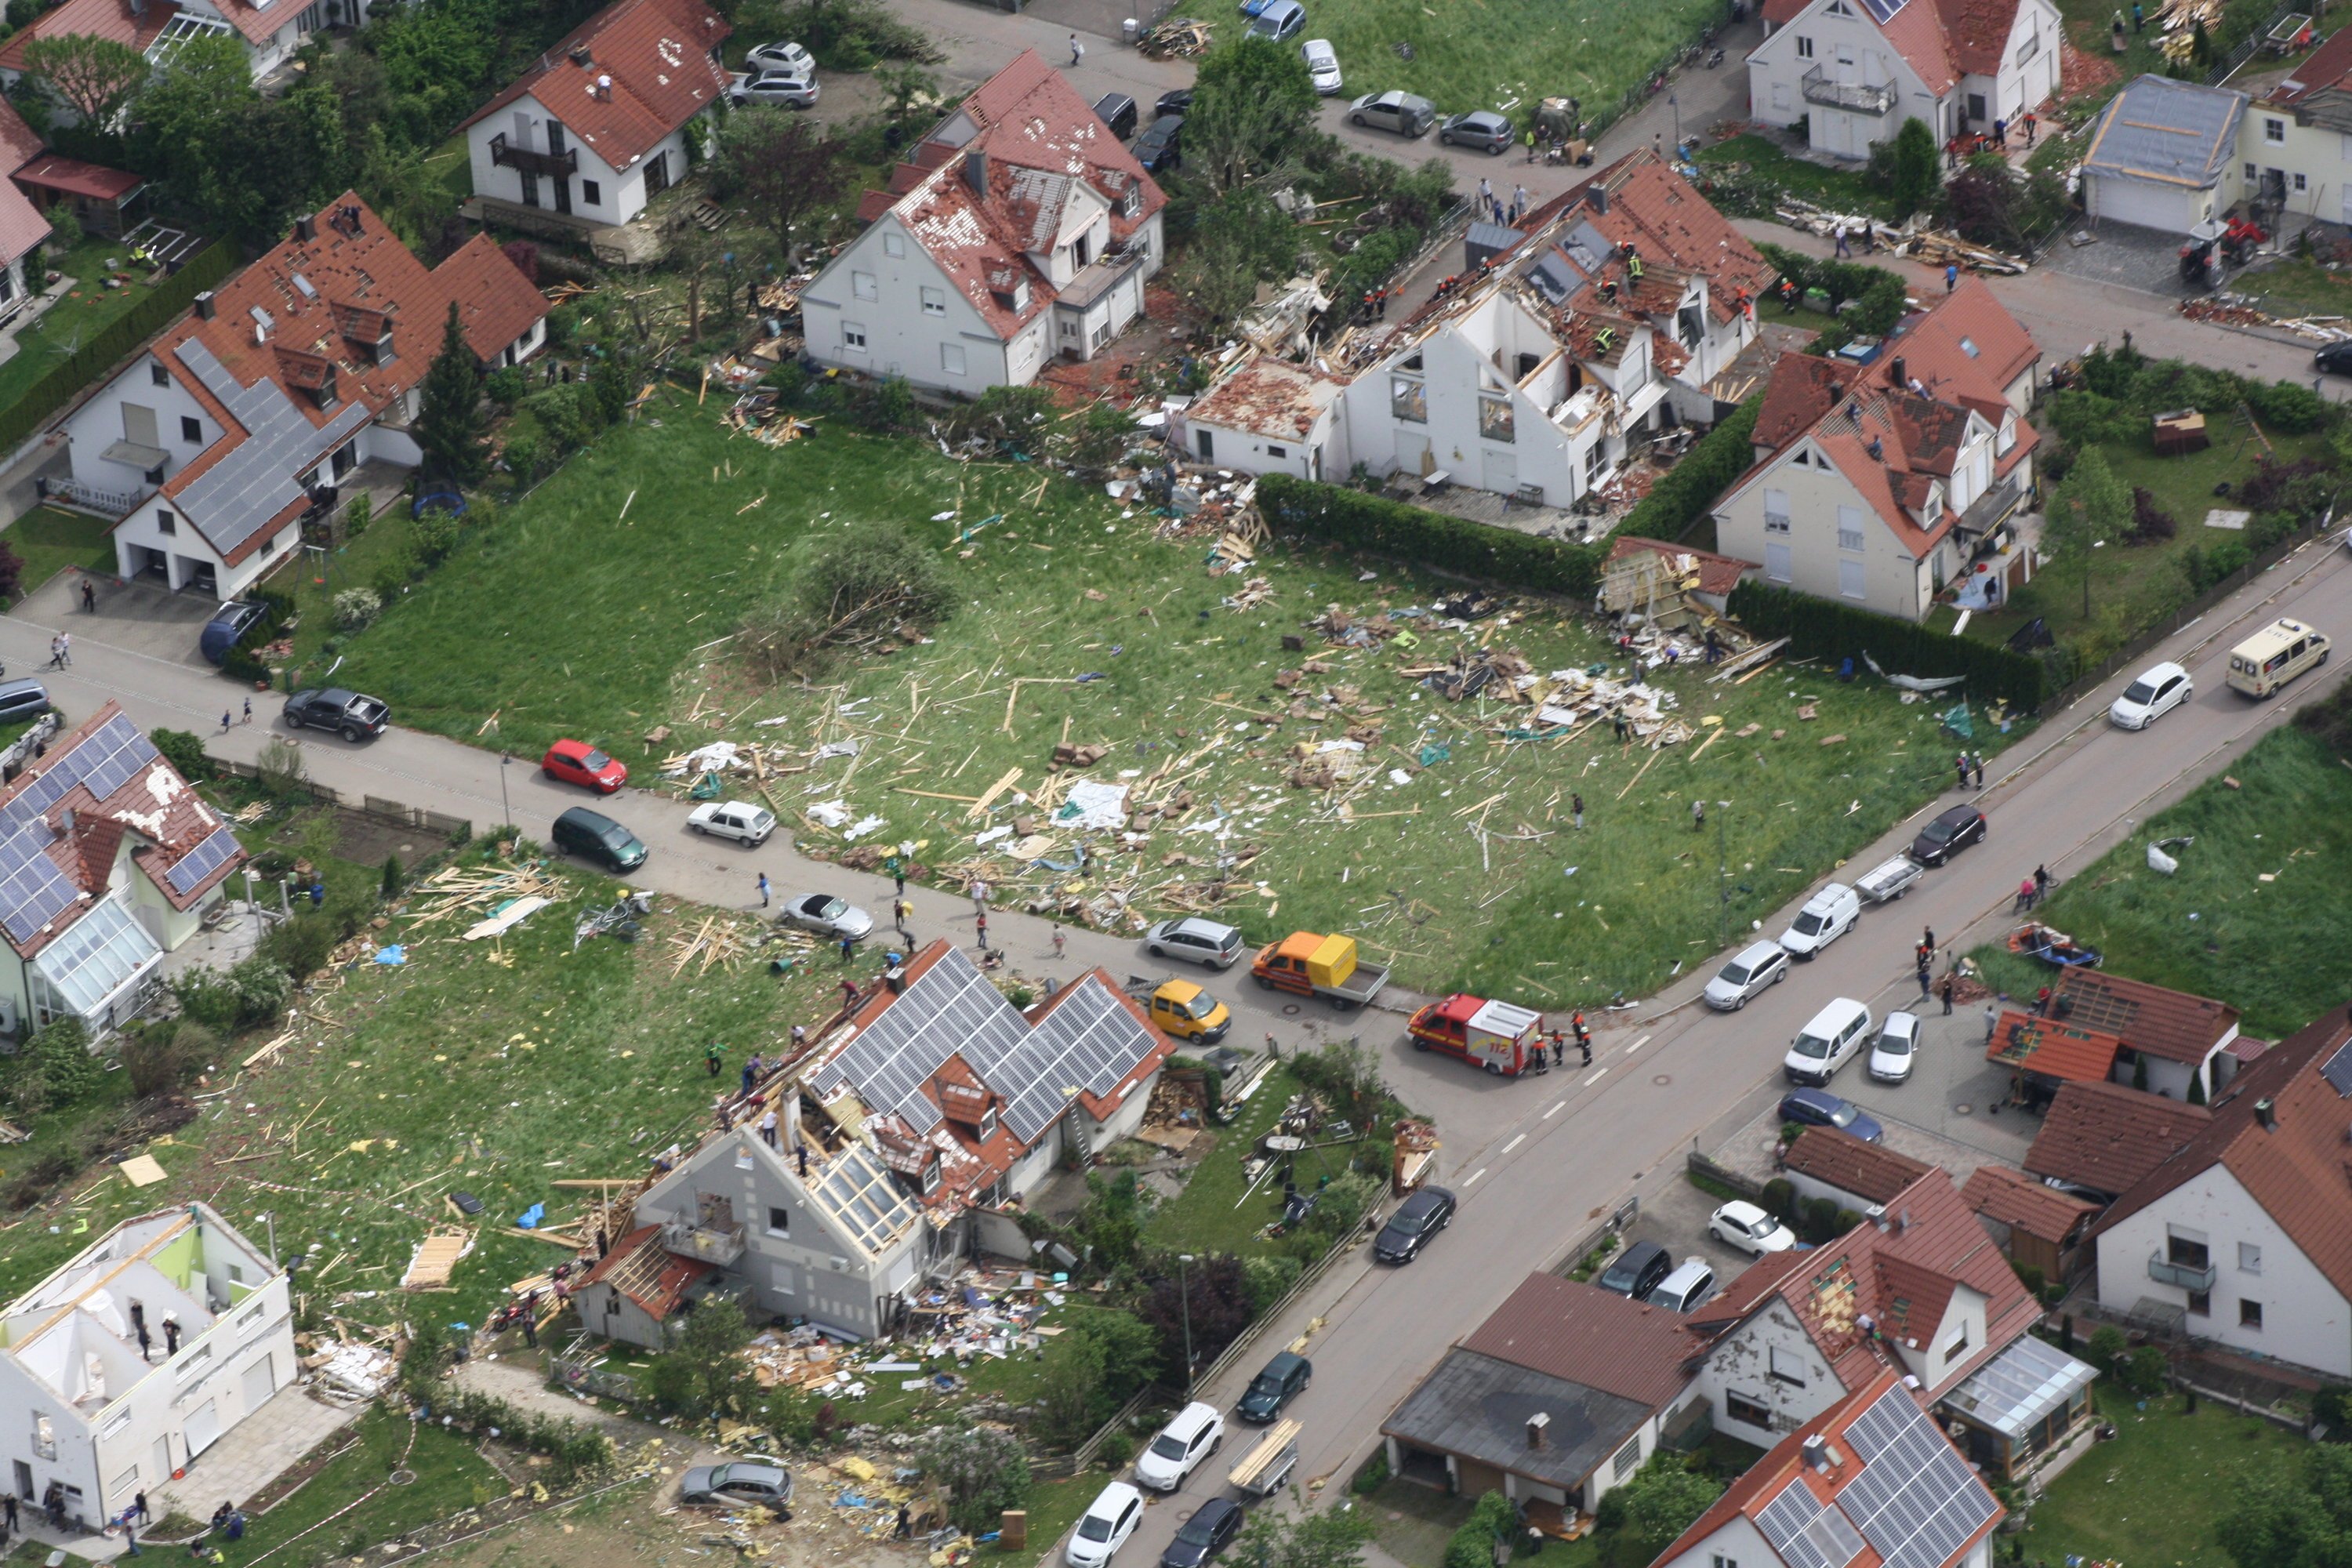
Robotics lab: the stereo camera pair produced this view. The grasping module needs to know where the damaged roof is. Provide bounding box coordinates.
[580,1225,715,1321]
[1522,149,1777,324]
[1960,1163,2100,1244]
[2053,969,2238,1065]
[2023,1078,2209,1196]
[459,0,731,171]
[1185,358,1346,441]
[2083,74,2249,190]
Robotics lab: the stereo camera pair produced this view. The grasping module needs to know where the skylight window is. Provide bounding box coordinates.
[1959,336,1981,358]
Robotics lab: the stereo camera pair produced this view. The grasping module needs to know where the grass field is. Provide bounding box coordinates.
[208,1406,505,1568]
[325,397,2015,1004]
[1969,723,2352,1038]
[2018,1386,2303,1568]
[6,505,114,601]
[1693,133,1895,219]
[0,239,183,418]
[1307,0,1726,125]
[1138,1067,1310,1256]
[2229,255,2352,321]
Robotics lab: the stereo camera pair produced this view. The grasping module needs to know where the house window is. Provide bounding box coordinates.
[2245,163,2259,181]
[1726,1390,1773,1429]
[1611,1436,1641,1481]
[1583,441,1606,484]
[238,1303,265,1335]
[941,343,967,376]
[580,180,601,205]
[102,1412,132,1439]
[175,1343,213,1379]
[2188,1290,2212,1316]
[181,416,201,444]
[151,362,169,387]
[1838,559,1866,599]
[884,231,906,258]
[1711,1557,1740,1568]
[1196,429,1214,460]
[1768,1347,1807,1388]
[2294,172,2309,192]
[1943,1321,1970,1359]
[1390,377,1428,423]
[2265,118,2285,144]
[2016,26,2038,61]
[767,1207,789,1236]
[1267,444,1287,459]
[843,323,868,353]
[1837,504,1865,552]
[1765,542,1792,583]
[853,271,877,301]
[1764,488,1791,534]
[1795,34,1814,56]
[1071,234,1092,269]
[157,510,176,535]
[2240,1243,2262,1274]
[2241,1298,2263,1330]
[33,1415,56,1458]
[921,286,946,317]
[2167,1232,2211,1269]
[1478,394,1515,444]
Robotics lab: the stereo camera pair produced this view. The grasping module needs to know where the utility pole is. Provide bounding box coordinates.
[1178,1254,1196,1396]
[1717,802,1730,950]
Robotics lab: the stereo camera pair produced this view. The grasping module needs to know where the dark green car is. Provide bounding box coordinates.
[553,807,647,873]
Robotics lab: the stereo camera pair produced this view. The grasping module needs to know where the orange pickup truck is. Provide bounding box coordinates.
[1250,932,1390,1012]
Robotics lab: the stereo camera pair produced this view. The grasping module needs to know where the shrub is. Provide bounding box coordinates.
[1257,475,1600,598]
[261,909,340,982]
[2237,456,2332,518]
[150,727,211,781]
[2124,1345,2170,1397]
[2248,378,2328,434]
[28,1018,102,1109]
[256,735,308,800]
[343,493,372,542]
[1617,395,1763,543]
[122,1019,215,1097]
[2088,1324,2129,1375]
[1760,1177,1797,1224]
[332,586,383,632]
[484,366,526,408]
[1726,580,2045,712]
[412,510,460,568]
[1800,1196,1842,1243]
[1755,244,1911,336]
[1241,1252,1303,1313]
[914,1427,1031,1536]
[2014,1261,2046,1298]
[1352,1450,1390,1494]
[1443,1492,1521,1568]
[2127,488,2177,543]
[1095,1432,1134,1471]
[738,522,956,679]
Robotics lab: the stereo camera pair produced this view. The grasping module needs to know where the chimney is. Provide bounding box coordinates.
[964,150,987,195]
[569,42,591,65]
[2257,1098,2278,1131]
[1802,1436,1830,1472]
[194,291,216,321]
[295,213,316,242]
[1889,354,1905,388]
[1526,1413,1550,1450]
[1588,183,1607,216]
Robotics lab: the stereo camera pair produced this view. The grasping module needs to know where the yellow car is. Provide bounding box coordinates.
[1144,979,1231,1043]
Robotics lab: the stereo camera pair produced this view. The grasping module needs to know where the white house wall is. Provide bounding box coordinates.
[1715,452,1951,620]
[1657,1512,1777,1568]
[63,358,216,501]
[464,101,683,228]
[2094,1163,2352,1377]
[804,215,1020,394]
[1746,0,1942,155]
[1697,1299,1846,1446]
[2241,104,2343,222]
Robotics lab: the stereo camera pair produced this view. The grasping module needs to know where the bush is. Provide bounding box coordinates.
[1241,1252,1303,1313]
[484,366,526,407]
[150,727,211,781]
[332,586,383,632]
[1617,395,1763,543]
[1095,1432,1135,1471]
[122,1019,216,1097]
[1257,475,1600,598]
[343,494,372,543]
[2124,1345,2170,1397]
[914,1427,1030,1536]
[1443,1492,1521,1568]
[1799,1196,1842,1244]
[262,909,341,981]
[412,510,460,568]
[1755,244,1911,337]
[2013,1261,2046,1298]
[2248,378,2328,434]
[2127,488,2177,543]
[1727,579,2045,712]
[2088,1323,2129,1375]
[1352,1450,1390,1494]
[27,1018,102,1109]
[1760,1177,1797,1224]
[738,522,956,679]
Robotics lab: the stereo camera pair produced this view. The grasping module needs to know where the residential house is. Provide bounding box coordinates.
[2245,26,2352,223]
[55,192,547,601]
[0,0,373,100]
[1180,358,1346,481]
[805,50,1167,392]
[1603,536,1757,616]
[459,0,730,235]
[0,702,247,1040]
[1688,1166,2095,1478]
[1380,1272,1708,1523]
[0,97,147,243]
[2080,75,2249,231]
[0,1206,293,1530]
[2022,1078,2209,1203]
[1650,1370,2003,1568]
[1712,278,2042,622]
[1746,0,2060,158]
[1961,1163,2099,1284]
[2053,969,2241,1102]
[1780,1127,1933,1214]
[578,942,1174,1348]
[2091,1004,2352,1375]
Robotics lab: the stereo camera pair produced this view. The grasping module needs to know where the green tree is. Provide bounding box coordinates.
[127,34,274,243]
[2045,444,2131,615]
[1184,33,1317,195]
[23,34,148,124]
[1036,1324,1105,1447]
[2220,1444,2352,1568]
[1603,1454,1725,1566]
[30,1018,103,1109]
[416,299,488,487]
[1235,1508,1375,1568]
[711,108,849,260]
[658,1296,753,1414]
[913,1427,1031,1535]
[1888,116,1940,219]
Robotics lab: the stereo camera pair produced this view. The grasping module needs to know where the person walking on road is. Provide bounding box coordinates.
[81,579,96,613]
[757,872,770,908]
[894,866,906,899]
[1916,963,1933,1000]
[975,911,989,949]
[1955,752,1969,789]
[2016,877,2037,913]
[1572,793,1585,829]
[2034,863,2053,899]
[1068,32,1082,65]
[1940,975,1955,1015]
[1922,925,1935,956]
[1832,223,1850,257]
[895,897,911,935]
[1970,753,1984,786]
[220,710,233,734]
[1984,1002,1999,1043]
[969,878,989,917]
[1051,924,1066,959]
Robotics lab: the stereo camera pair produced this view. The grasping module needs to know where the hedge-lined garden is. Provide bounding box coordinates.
[1730,579,2046,712]
[1258,474,1602,597]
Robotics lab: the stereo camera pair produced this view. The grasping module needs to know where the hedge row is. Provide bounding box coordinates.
[1617,394,1763,543]
[1755,242,1911,339]
[1256,474,1602,600]
[1727,579,2046,712]
[0,243,238,456]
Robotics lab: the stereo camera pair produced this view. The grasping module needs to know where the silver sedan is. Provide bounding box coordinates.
[779,893,873,941]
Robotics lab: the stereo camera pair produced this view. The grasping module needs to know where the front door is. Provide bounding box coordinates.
[553,178,572,216]
[184,1401,221,1458]
[13,1460,31,1500]
[241,1354,274,1414]
[644,151,671,198]
[1482,448,1516,494]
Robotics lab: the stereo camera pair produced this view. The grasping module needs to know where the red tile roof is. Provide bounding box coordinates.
[580,1224,715,1321]
[0,175,49,266]
[1606,535,1757,597]
[0,98,43,172]
[1186,360,1345,440]
[0,0,178,72]
[2024,1078,2209,1196]
[1930,0,2027,76]
[1880,0,1958,93]
[459,0,730,172]
[2053,969,2238,1066]
[2267,23,2352,103]
[1960,1163,2100,1244]
[1988,1009,2123,1084]
[1457,1272,1702,1406]
[1522,150,1777,325]
[13,154,144,203]
[1784,1127,1935,1205]
[1762,0,1809,24]
[1754,351,1861,448]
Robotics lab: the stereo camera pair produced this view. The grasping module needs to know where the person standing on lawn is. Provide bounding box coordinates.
[706,1041,723,1077]
[1572,793,1584,829]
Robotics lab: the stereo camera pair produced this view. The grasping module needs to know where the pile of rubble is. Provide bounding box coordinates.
[1771,198,2028,273]
[2181,292,2350,343]
[1138,15,1214,56]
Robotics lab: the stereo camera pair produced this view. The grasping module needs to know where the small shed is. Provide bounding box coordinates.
[1960,1163,2100,1283]
[11,156,147,240]
[572,1225,718,1349]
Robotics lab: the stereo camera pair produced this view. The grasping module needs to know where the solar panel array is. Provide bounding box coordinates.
[1860,0,1911,22]
[1757,1483,1847,1568]
[0,714,167,946]
[1838,1386,2000,1568]
[2322,1040,2352,1098]
[0,821,82,946]
[166,824,243,897]
[810,948,1163,1145]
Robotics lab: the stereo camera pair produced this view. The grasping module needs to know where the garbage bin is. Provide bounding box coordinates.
[1123,16,1140,42]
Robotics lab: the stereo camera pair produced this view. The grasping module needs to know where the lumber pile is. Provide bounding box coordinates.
[1138,16,1212,56]
[401,1227,475,1290]
[2183,293,2351,343]
[406,862,564,926]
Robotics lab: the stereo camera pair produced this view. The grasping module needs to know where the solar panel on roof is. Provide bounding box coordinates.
[1837,1386,2000,1568]
[1758,1485,1829,1568]
[166,825,241,897]
[1801,1506,1867,1567]
[2322,1040,2352,1098]
[1858,0,1908,21]
[0,820,83,944]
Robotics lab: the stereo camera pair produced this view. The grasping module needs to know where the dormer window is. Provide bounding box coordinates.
[1118,183,1143,220]
[921,1160,942,1194]
[978,1107,999,1142]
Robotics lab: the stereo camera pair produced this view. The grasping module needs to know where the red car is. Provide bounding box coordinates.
[543,739,627,793]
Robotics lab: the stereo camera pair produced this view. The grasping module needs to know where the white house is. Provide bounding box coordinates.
[2081,75,2249,231]
[2091,1006,2352,1378]
[2245,28,2352,222]
[1711,276,2041,622]
[0,702,246,1041]
[54,192,546,602]
[0,1205,294,1531]
[1746,0,2060,157]
[1651,1370,2002,1568]
[804,50,1167,391]
[458,0,729,234]
[0,0,375,100]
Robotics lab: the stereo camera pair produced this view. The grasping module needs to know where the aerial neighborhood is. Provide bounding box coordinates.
[0,0,2350,1563]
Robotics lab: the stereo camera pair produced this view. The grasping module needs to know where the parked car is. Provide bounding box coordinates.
[1145,916,1245,969]
[1066,1482,1145,1568]
[2110,660,2193,730]
[1911,804,1987,866]
[1301,38,1341,93]
[552,807,648,874]
[743,39,814,74]
[731,69,818,107]
[1703,939,1789,1011]
[0,680,50,726]
[1778,881,1860,958]
[1867,1010,1922,1083]
[1134,114,1183,172]
[1094,91,1138,140]
[1374,1185,1456,1263]
[1134,1401,1224,1491]
[1246,0,1305,41]
[1778,1086,1885,1144]
[1155,88,1194,118]
[1784,997,1872,1087]
[282,688,390,742]
[1236,1351,1310,1421]
[1595,1238,1673,1300]
[200,601,269,665]
[679,1462,792,1508]
[1347,90,1435,136]
[542,739,627,793]
[779,892,873,942]
[1854,854,1922,904]
[1709,1200,1796,1258]
[688,800,776,846]
[2318,337,2352,378]
[1650,1258,1717,1313]
[1160,1498,1243,1568]
[1439,110,1513,152]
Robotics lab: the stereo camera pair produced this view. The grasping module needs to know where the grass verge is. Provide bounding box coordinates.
[2230,255,2352,321]
[6,505,114,600]
[209,1406,504,1568]
[1693,133,1896,220]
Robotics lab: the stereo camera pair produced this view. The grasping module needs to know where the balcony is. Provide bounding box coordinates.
[663,1220,745,1267]
[489,133,579,180]
[1801,65,1898,116]
[2149,1252,2216,1292]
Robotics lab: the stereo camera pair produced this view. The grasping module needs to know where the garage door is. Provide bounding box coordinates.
[184,1401,221,1458]
[241,1355,274,1416]
[2091,175,2190,233]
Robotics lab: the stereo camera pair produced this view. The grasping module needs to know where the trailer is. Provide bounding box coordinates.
[1229,1419,1300,1501]
[1854,855,1923,904]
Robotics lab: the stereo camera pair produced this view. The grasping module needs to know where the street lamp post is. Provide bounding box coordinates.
[1670,92,1682,156]
[1717,803,1730,950]
[1178,1253,1196,1396]
[499,753,513,833]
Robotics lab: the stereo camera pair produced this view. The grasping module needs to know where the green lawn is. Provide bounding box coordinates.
[207,1406,504,1568]
[1693,133,1895,220]
[2018,1387,2303,1568]
[0,239,184,418]
[259,493,435,670]
[2229,255,2352,321]
[1140,1068,1310,1257]
[1968,722,2352,1038]
[7,504,114,601]
[1002,1472,1102,1565]
[324,396,2016,1004]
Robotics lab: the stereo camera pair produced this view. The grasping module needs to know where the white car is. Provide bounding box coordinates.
[1134,1400,1223,1491]
[1778,882,1860,959]
[1066,1481,1144,1567]
[687,800,776,846]
[1301,38,1342,93]
[1867,1009,1922,1083]
[1703,940,1789,1011]
[2109,660,2192,730]
[731,70,818,107]
[744,39,814,74]
[1709,1200,1796,1258]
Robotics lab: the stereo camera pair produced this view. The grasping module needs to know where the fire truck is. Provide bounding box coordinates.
[1407,994,1547,1076]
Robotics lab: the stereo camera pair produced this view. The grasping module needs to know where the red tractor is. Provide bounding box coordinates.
[2180,215,2270,288]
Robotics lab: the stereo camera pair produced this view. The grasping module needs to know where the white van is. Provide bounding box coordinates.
[1784,997,1873,1086]
[2227,618,2329,698]
[1779,883,1861,959]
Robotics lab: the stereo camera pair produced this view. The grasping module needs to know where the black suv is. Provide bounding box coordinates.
[1236,1351,1309,1422]
[1374,1185,1455,1264]
[282,688,390,742]
[1596,1239,1673,1301]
